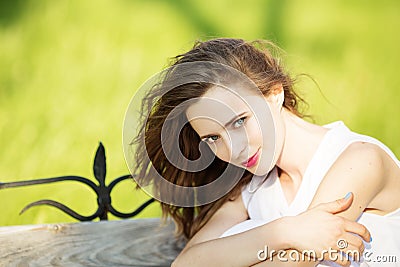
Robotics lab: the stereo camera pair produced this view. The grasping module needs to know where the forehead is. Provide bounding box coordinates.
[185,86,258,132]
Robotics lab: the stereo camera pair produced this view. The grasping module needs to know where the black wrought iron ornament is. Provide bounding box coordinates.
[0,142,155,221]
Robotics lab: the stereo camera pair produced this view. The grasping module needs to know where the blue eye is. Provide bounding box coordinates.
[203,135,219,144]
[233,117,246,128]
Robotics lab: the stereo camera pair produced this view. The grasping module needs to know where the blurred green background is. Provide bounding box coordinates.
[1,0,399,226]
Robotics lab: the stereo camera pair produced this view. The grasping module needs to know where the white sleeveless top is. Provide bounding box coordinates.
[220,121,400,266]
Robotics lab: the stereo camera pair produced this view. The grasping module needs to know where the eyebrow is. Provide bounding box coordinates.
[199,111,247,139]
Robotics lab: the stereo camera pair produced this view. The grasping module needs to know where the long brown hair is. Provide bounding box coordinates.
[131,38,304,240]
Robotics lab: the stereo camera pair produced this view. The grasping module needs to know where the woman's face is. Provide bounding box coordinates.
[185,84,285,176]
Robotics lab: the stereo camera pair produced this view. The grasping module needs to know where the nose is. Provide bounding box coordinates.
[223,130,248,162]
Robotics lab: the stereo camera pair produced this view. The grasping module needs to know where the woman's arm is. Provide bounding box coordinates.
[307,140,400,223]
[172,194,290,267]
[172,192,370,267]
[307,142,388,221]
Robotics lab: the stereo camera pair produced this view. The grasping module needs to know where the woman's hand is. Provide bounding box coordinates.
[283,193,371,266]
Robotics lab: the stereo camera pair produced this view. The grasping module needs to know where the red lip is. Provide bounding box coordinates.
[242,148,260,168]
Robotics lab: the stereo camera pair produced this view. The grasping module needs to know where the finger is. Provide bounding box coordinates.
[315,192,354,214]
[344,220,371,243]
[329,252,351,267]
[344,246,362,262]
[343,233,365,253]
[339,234,364,261]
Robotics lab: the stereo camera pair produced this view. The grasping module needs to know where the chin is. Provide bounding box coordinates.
[237,164,269,177]
[254,162,276,176]
[254,170,269,176]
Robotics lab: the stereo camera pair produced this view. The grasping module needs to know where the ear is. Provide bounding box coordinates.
[276,90,284,108]
[270,83,283,95]
[270,84,284,108]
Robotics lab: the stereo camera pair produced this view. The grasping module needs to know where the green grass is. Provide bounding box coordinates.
[0,0,399,226]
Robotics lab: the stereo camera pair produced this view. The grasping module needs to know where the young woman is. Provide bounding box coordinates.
[130,38,399,266]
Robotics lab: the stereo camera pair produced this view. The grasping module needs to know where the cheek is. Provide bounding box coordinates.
[253,116,277,172]
[247,117,263,143]
[208,142,231,163]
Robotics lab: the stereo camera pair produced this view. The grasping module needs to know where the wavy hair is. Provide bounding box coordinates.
[131,38,305,240]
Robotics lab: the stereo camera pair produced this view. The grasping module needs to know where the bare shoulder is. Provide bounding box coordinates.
[337,140,400,184]
[344,141,400,176]
[182,191,249,251]
[333,141,385,182]
[341,141,384,163]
